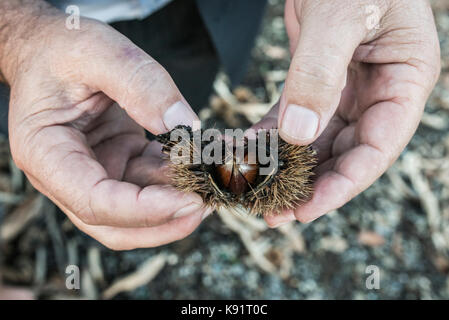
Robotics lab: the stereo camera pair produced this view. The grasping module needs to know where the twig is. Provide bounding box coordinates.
[88,246,105,285]
[44,200,67,275]
[102,253,167,300]
[278,223,306,253]
[218,209,276,273]
[34,246,47,286]
[0,194,44,242]
[82,269,98,300]
[402,153,447,254]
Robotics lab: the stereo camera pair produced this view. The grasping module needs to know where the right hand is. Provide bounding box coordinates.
[253,0,440,226]
[2,10,211,250]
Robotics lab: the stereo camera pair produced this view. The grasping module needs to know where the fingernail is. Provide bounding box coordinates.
[163,101,197,130]
[281,104,319,141]
[173,203,201,219]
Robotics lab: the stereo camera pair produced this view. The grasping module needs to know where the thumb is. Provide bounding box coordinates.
[80,23,197,134]
[279,1,382,145]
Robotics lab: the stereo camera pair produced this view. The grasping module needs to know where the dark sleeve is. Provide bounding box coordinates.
[196,0,268,86]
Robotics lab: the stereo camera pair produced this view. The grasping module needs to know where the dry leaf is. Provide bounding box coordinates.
[218,209,276,273]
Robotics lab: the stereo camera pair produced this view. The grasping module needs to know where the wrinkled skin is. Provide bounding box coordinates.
[252,0,441,227]
[0,0,441,249]
[2,10,211,250]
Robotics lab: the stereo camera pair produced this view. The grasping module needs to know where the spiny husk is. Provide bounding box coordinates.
[156,126,316,216]
[243,140,316,215]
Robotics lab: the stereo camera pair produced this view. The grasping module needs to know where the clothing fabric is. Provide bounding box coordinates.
[0,0,267,135]
[48,0,267,85]
[46,0,173,23]
[110,0,220,111]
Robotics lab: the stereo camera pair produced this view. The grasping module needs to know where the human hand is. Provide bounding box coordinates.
[0,2,211,249]
[254,0,441,226]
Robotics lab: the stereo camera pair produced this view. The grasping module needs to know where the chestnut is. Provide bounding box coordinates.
[214,148,258,196]
[156,125,316,215]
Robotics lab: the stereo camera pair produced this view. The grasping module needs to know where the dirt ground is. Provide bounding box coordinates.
[1,0,449,299]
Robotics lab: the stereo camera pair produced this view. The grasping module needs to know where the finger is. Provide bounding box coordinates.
[93,133,148,180]
[279,1,385,145]
[48,193,212,250]
[74,21,198,134]
[23,129,204,228]
[123,140,172,186]
[293,96,424,223]
[264,210,296,228]
[352,0,440,77]
[249,102,280,133]
[85,103,144,147]
[251,98,348,163]
[79,208,211,250]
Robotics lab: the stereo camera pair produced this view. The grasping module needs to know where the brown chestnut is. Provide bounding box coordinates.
[214,150,258,195]
[156,125,316,215]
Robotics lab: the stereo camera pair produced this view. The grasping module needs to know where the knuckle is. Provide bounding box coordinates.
[121,60,169,105]
[290,57,343,91]
[76,206,98,226]
[172,214,202,240]
[143,214,164,228]
[411,53,441,92]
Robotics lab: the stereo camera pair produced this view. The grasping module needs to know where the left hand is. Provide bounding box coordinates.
[2,10,211,250]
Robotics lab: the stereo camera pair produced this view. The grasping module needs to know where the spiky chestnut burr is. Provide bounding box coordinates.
[156,125,317,216]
